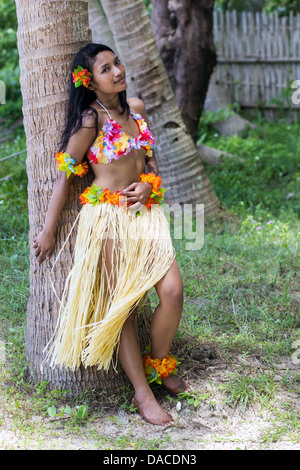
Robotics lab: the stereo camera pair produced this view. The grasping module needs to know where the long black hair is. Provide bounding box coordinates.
[58,43,130,152]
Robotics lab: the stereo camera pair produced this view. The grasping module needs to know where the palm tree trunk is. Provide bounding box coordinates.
[100,0,221,219]
[87,0,115,48]
[15,0,151,396]
[87,0,135,97]
[151,0,217,143]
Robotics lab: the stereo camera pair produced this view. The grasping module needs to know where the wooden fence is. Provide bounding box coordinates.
[213,10,300,119]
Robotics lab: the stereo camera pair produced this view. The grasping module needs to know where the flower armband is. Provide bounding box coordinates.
[140,172,166,205]
[55,152,89,178]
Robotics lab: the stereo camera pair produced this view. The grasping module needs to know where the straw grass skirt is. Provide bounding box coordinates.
[44,202,176,371]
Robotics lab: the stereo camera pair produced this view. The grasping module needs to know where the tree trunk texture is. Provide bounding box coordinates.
[100,0,221,219]
[151,0,217,143]
[15,0,152,398]
[87,0,115,47]
[87,0,136,98]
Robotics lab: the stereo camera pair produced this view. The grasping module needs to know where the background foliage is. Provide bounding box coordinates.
[0,0,21,123]
[215,0,300,15]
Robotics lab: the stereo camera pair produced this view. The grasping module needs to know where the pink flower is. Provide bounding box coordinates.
[256,226,261,230]
[267,220,273,225]
[251,219,255,223]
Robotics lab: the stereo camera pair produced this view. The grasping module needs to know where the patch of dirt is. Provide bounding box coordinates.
[0,339,299,450]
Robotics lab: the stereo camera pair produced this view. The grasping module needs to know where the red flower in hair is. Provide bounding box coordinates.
[72,66,93,88]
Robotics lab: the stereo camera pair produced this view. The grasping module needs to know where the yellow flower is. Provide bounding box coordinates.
[97,155,109,164]
[74,161,89,177]
[139,121,147,132]
[115,134,129,154]
[55,152,65,166]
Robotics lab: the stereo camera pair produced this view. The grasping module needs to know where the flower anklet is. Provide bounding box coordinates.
[142,346,178,385]
[142,346,191,395]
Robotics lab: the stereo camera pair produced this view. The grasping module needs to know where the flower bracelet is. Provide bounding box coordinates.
[139,172,166,206]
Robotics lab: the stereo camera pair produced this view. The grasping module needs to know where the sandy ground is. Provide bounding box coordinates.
[0,342,299,451]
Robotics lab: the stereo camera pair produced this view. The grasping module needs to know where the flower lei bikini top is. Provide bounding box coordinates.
[55,101,155,177]
[88,107,155,165]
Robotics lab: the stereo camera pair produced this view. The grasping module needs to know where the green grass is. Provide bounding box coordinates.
[198,106,300,219]
[173,218,299,356]
[220,370,279,411]
[0,112,299,448]
[169,107,300,356]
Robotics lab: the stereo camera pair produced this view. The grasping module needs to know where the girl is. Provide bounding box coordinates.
[33,43,189,426]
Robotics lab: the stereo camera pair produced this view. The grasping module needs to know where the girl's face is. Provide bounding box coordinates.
[89,50,126,96]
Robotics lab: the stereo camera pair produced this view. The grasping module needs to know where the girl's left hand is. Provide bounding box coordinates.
[122,181,152,211]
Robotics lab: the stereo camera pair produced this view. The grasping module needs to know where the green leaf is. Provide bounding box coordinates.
[64,405,72,415]
[76,405,87,420]
[47,405,56,418]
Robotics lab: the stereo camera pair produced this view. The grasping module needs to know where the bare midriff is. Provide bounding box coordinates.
[90,147,146,193]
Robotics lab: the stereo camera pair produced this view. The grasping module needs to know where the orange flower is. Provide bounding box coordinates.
[102,188,120,205]
[79,187,91,205]
[144,197,157,209]
[142,349,178,384]
[140,172,164,202]
[140,173,162,192]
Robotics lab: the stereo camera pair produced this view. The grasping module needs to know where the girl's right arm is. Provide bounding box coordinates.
[33,172,73,264]
[33,113,97,264]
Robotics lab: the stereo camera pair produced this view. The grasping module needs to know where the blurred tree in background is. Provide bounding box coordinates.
[0,0,21,123]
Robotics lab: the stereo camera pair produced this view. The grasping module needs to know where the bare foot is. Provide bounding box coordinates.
[133,391,174,426]
[162,375,191,395]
